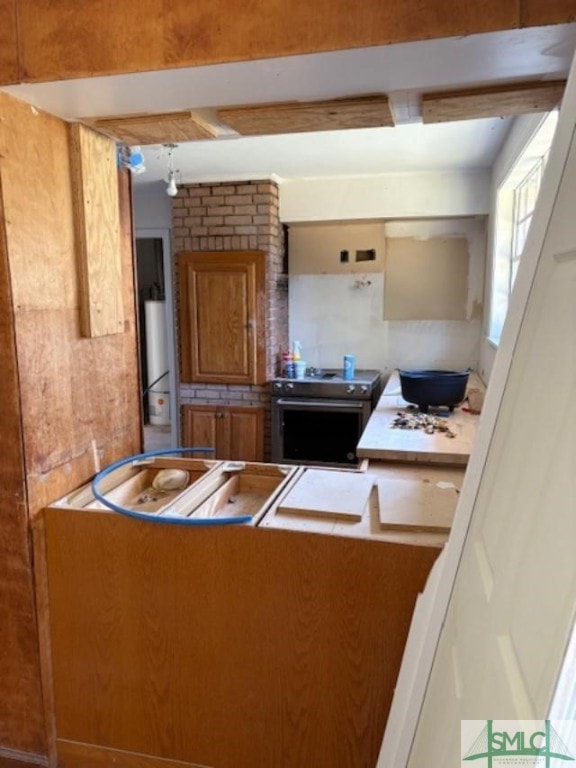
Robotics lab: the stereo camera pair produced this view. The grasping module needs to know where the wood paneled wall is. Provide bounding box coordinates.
[0,90,141,759]
[0,165,46,758]
[0,0,18,84]
[0,0,574,85]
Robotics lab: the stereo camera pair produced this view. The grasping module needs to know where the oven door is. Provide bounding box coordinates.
[271,397,371,467]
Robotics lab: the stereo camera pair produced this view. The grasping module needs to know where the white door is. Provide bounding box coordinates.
[379,54,576,767]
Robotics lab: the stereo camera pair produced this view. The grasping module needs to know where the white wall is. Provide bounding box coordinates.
[478,113,549,382]
[289,218,487,375]
[132,170,492,378]
[280,170,490,222]
[133,183,172,230]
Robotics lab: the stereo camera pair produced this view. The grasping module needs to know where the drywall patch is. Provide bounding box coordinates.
[288,221,385,274]
[384,236,469,321]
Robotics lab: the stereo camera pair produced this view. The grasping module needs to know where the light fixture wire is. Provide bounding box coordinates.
[164,143,179,197]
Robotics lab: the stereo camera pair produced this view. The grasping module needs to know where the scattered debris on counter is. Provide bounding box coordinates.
[391,407,457,438]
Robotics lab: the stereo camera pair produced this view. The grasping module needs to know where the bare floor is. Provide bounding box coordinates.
[143,424,172,453]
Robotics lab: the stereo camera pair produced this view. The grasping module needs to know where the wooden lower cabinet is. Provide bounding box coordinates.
[181,403,264,462]
[36,506,440,768]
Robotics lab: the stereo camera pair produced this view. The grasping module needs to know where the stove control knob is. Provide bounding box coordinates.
[346,385,356,394]
[273,382,283,391]
[286,383,294,391]
[360,385,369,394]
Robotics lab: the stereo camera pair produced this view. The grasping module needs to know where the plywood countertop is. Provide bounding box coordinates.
[259,462,465,547]
[357,370,485,465]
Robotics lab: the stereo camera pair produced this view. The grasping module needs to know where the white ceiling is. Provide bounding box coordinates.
[3,23,576,186]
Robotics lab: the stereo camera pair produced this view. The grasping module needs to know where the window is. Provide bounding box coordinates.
[488,111,558,345]
[511,156,547,287]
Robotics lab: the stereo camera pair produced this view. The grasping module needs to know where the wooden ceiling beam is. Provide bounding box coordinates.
[422,80,566,124]
[218,95,394,136]
[5,0,575,85]
[84,111,218,145]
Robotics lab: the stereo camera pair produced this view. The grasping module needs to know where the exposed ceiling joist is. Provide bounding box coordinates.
[85,111,218,145]
[217,95,394,136]
[422,80,566,124]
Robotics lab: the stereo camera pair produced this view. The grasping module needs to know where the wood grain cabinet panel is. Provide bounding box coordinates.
[226,407,264,461]
[39,508,440,768]
[181,404,264,462]
[178,251,266,384]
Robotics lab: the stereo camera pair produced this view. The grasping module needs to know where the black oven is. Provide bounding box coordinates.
[272,398,372,466]
[270,369,381,468]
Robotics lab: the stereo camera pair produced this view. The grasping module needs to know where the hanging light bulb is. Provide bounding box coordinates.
[163,143,179,197]
[166,171,178,197]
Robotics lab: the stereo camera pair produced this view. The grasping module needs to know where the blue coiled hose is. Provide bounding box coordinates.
[91,447,252,526]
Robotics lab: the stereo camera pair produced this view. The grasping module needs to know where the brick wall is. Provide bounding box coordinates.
[172,179,288,459]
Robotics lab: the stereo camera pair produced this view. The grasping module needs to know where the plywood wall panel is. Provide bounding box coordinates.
[0,87,141,758]
[0,95,77,310]
[520,0,576,26]
[0,167,47,755]
[70,124,124,338]
[13,0,522,83]
[0,0,19,84]
[17,309,77,476]
[17,0,165,82]
[16,308,141,515]
[0,175,26,495]
[0,92,141,514]
[17,179,140,514]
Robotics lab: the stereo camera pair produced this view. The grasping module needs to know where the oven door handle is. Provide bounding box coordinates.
[275,398,365,409]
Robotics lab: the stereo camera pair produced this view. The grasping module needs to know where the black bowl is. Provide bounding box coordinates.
[398,369,470,413]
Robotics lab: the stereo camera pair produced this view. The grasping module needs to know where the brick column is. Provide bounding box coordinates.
[172,180,288,459]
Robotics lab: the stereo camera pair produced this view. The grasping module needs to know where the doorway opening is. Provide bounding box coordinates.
[135,229,178,451]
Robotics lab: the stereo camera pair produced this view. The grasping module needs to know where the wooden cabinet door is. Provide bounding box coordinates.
[178,251,266,384]
[226,406,264,462]
[181,404,264,461]
[181,404,220,458]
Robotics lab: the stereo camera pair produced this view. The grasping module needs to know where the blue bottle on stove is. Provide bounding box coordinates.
[343,355,355,380]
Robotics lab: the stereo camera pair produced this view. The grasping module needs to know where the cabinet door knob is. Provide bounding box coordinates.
[246,319,255,330]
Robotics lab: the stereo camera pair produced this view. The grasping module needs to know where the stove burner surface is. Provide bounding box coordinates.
[270,369,382,400]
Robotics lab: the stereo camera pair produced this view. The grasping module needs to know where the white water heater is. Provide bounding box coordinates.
[144,300,170,426]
